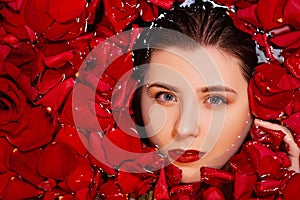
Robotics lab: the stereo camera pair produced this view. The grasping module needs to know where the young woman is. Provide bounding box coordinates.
[131,1,299,184]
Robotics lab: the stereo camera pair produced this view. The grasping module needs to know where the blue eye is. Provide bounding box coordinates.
[155,92,177,104]
[205,95,227,106]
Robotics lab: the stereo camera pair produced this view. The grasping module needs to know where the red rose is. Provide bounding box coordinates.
[0,75,56,151]
[248,63,300,120]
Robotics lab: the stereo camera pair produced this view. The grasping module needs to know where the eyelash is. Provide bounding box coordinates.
[151,91,228,107]
[204,95,227,106]
[154,92,177,105]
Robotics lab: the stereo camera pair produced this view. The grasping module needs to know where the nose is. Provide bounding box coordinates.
[174,95,200,139]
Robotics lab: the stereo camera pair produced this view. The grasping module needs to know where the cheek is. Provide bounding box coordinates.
[140,95,176,145]
[215,103,251,154]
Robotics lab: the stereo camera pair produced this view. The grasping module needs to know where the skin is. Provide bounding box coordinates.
[139,46,300,183]
[140,46,252,183]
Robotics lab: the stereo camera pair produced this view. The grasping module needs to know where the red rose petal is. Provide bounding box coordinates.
[99,179,127,200]
[10,148,44,185]
[254,179,280,196]
[38,142,79,180]
[44,21,75,41]
[103,0,138,32]
[200,167,233,186]
[35,78,74,113]
[255,0,282,31]
[44,50,74,68]
[148,0,174,10]
[284,0,300,29]
[88,131,116,175]
[118,162,156,195]
[55,126,88,155]
[67,157,93,192]
[23,0,53,33]
[154,166,170,200]
[202,186,225,200]
[282,173,300,199]
[165,163,182,186]
[257,156,282,178]
[48,0,87,23]
[0,138,13,172]
[283,47,300,79]
[138,0,159,22]
[5,105,56,151]
[1,176,43,199]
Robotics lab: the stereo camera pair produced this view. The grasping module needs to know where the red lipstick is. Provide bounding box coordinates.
[168,149,205,163]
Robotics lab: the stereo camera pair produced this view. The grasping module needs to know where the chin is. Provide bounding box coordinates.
[179,166,202,183]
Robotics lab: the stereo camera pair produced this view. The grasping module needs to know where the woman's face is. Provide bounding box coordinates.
[140,47,252,183]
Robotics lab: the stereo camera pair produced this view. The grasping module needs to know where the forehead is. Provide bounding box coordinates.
[146,47,246,89]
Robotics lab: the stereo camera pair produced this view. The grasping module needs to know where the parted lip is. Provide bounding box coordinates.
[168,149,206,163]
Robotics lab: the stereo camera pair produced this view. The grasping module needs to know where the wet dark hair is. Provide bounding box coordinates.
[131,1,257,142]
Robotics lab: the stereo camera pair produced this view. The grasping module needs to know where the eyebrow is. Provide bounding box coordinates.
[148,83,237,94]
[200,85,237,94]
[147,82,179,93]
